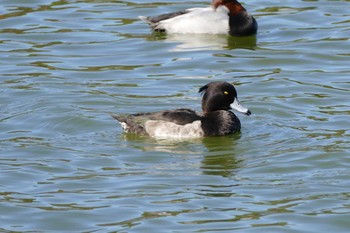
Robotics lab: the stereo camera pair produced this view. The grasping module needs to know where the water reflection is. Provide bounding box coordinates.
[120,132,243,178]
[201,135,242,177]
[120,133,204,154]
[145,33,257,51]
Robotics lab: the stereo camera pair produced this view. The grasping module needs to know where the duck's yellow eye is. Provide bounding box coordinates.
[224,91,229,95]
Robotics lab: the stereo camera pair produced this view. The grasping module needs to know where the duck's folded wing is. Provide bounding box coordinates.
[151,109,201,125]
[139,10,189,31]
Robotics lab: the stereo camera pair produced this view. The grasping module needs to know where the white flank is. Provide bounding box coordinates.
[155,6,229,34]
[145,120,204,139]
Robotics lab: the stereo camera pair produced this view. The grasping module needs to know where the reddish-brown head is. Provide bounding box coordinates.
[212,0,246,15]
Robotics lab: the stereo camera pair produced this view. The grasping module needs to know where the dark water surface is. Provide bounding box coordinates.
[1,0,350,232]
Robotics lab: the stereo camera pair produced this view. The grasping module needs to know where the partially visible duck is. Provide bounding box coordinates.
[139,0,257,36]
[112,81,251,139]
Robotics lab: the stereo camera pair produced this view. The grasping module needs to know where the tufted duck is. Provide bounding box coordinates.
[112,81,251,138]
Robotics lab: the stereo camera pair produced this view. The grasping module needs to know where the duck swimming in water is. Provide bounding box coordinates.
[139,0,257,36]
[112,81,251,139]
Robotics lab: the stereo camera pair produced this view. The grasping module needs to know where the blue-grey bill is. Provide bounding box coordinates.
[230,97,251,116]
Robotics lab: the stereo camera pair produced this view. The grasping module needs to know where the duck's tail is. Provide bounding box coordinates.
[111,114,129,132]
[111,114,128,123]
[138,16,155,26]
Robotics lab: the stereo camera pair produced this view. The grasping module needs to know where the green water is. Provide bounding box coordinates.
[1,0,350,232]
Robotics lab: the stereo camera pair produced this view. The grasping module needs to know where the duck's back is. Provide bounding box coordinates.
[150,7,230,34]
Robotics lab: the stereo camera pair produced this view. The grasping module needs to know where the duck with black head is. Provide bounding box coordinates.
[112,81,251,139]
[139,0,257,36]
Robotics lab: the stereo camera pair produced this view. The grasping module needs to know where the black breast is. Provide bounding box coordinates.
[229,11,257,36]
[201,111,241,136]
